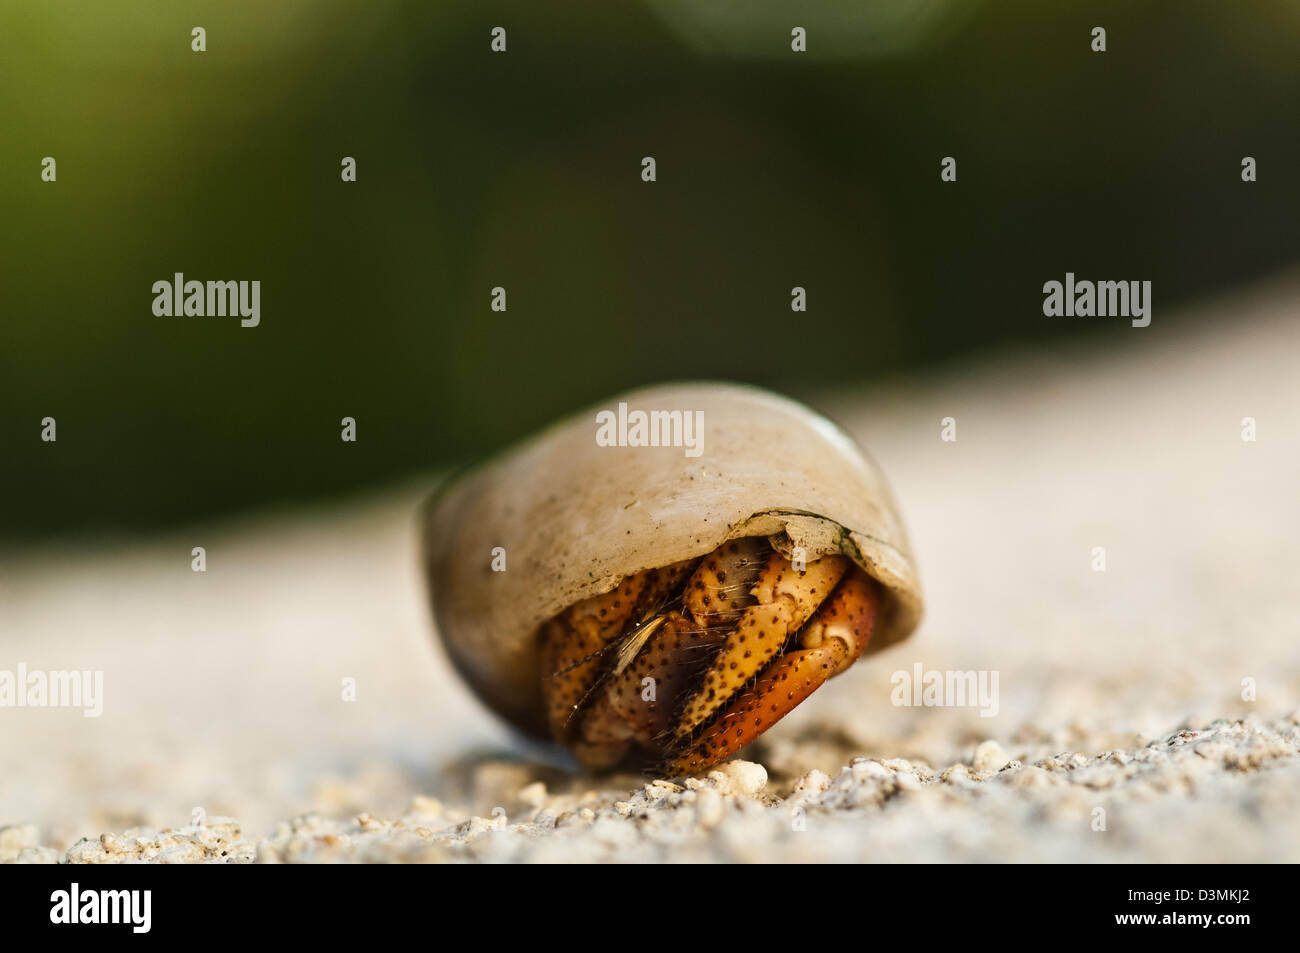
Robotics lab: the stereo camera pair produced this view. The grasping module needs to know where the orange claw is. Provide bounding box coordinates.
[681,537,766,627]
[663,570,880,776]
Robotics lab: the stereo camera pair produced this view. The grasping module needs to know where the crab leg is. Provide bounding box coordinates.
[540,560,693,740]
[673,551,849,739]
[573,611,725,767]
[663,570,880,776]
[570,542,764,767]
[571,691,637,769]
[539,577,647,741]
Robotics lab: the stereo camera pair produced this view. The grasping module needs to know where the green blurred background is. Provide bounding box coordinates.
[3,0,1298,538]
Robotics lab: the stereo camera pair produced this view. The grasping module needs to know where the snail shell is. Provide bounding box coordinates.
[421,381,923,752]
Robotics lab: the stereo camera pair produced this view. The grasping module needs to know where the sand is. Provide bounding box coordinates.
[2,274,1298,863]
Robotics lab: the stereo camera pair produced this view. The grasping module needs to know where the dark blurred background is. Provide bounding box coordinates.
[3,0,1298,538]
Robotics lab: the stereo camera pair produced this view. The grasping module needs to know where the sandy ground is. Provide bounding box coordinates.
[2,276,1298,863]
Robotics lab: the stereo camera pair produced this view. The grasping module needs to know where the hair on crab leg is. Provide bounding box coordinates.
[663,572,881,776]
[673,551,850,740]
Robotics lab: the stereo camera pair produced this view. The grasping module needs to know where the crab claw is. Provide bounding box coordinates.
[681,537,767,627]
[672,551,849,739]
[662,570,880,776]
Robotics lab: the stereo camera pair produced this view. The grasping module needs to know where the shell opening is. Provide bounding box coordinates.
[539,535,881,774]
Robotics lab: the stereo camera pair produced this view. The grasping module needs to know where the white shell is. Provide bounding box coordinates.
[421,382,923,736]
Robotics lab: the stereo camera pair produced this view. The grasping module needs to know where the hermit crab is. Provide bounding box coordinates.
[422,382,922,776]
